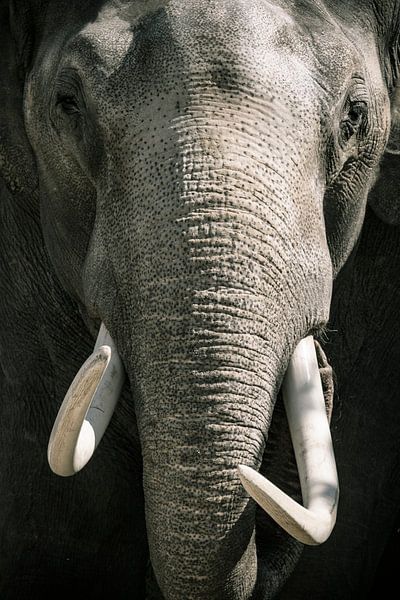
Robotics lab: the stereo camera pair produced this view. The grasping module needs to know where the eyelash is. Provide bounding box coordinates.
[340,100,368,144]
[56,94,80,116]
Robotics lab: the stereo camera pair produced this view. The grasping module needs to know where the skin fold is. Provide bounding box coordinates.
[0,0,399,598]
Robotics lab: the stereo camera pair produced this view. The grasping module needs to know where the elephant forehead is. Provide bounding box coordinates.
[70,0,356,104]
[77,0,170,76]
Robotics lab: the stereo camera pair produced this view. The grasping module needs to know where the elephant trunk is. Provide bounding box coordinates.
[135,289,286,599]
[123,194,332,598]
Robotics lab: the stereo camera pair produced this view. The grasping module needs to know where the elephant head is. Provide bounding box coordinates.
[1,0,399,598]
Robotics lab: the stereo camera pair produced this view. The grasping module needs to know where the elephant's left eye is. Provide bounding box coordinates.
[340,100,368,145]
[52,91,83,136]
[56,94,80,116]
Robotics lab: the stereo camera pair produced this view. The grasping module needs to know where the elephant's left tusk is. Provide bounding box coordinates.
[47,323,125,477]
[238,336,339,545]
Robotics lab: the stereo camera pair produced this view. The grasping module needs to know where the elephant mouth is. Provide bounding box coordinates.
[47,326,338,549]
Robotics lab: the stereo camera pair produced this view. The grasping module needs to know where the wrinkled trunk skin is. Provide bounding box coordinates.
[127,218,310,600]
[83,46,332,599]
[138,281,288,599]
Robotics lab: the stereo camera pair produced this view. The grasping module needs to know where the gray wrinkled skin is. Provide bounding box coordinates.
[0,1,399,598]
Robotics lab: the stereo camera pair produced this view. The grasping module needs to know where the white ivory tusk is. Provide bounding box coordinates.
[238,336,339,545]
[47,323,125,477]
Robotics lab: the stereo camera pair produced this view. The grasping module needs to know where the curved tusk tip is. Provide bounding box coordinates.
[48,420,96,477]
[237,464,253,486]
[237,464,336,546]
[237,464,261,489]
[73,420,96,473]
[237,464,264,495]
[237,464,252,476]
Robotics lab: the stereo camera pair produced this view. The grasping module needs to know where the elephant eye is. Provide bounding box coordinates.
[56,93,80,116]
[340,100,368,145]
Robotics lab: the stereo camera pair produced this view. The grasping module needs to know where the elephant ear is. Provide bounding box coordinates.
[368,83,400,226]
[0,0,38,196]
[385,83,400,155]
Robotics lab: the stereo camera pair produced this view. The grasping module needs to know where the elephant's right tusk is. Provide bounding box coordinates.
[238,336,339,545]
[47,323,125,477]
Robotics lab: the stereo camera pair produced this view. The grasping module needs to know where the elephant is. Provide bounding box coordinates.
[0,0,399,598]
